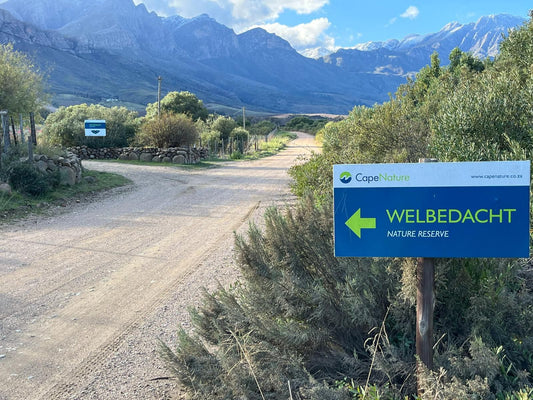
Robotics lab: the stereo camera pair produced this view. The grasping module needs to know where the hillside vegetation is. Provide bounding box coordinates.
[160,14,533,400]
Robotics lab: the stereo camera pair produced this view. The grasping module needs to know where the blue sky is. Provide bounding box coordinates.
[134,0,531,57]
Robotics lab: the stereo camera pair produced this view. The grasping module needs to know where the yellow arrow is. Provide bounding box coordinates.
[345,209,376,238]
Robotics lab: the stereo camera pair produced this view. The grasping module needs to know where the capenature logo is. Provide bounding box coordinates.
[340,171,352,184]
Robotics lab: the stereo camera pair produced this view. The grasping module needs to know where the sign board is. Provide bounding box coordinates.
[334,161,530,258]
[84,120,106,137]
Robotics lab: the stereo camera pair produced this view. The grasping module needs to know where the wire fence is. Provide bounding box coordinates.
[1,111,37,163]
[199,128,279,159]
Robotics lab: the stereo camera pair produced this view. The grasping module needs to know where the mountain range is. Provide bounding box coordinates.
[0,0,526,114]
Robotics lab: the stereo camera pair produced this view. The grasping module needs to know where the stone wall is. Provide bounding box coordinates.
[34,152,83,186]
[68,146,209,164]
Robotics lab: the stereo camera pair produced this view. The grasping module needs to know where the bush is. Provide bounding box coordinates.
[161,197,411,398]
[430,70,533,161]
[230,127,249,153]
[285,115,328,134]
[43,103,138,148]
[8,162,53,196]
[230,150,243,159]
[137,113,198,148]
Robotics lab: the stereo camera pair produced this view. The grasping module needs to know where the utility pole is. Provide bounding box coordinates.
[242,107,246,129]
[157,76,162,117]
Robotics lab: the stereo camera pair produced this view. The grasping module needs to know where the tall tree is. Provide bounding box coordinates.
[0,43,47,113]
[146,91,208,121]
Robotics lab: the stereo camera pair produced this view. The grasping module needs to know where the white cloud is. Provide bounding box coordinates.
[400,6,419,20]
[134,0,333,56]
[136,0,329,29]
[256,18,336,57]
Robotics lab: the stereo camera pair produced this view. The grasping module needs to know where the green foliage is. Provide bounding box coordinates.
[145,91,208,121]
[163,196,533,399]
[289,97,430,201]
[248,120,276,136]
[200,129,221,153]
[288,152,333,203]
[285,115,328,134]
[0,43,48,113]
[230,150,243,159]
[230,127,249,153]
[230,127,249,142]
[162,198,414,398]
[137,113,198,148]
[160,14,533,400]
[212,115,238,144]
[43,103,138,148]
[7,162,55,196]
[495,13,533,83]
[430,70,533,161]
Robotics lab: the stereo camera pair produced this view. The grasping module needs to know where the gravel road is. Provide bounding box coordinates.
[0,133,319,400]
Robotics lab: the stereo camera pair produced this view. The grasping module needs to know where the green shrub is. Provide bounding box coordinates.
[230,127,249,153]
[161,198,411,398]
[8,162,52,196]
[137,113,198,148]
[212,116,238,145]
[230,150,243,159]
[285,115,328,134]
[43,103,138,148]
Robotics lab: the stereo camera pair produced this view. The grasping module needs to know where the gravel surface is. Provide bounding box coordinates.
[0,133,318,400]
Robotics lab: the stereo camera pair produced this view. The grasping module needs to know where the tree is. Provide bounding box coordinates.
[43,104,138,148]
[212,116,237,144]
[0,43,47,113]
[137,113,198,148]
[145,91,208,121]
[448,47,484,73]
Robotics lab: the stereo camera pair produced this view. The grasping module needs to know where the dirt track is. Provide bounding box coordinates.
[0,133,319,400]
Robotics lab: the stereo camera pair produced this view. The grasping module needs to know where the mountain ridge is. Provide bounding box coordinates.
[0,0,526,114]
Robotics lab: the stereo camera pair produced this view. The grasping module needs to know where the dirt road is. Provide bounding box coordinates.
[0,133,318,399]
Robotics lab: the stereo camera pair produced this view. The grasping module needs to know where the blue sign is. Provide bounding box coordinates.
[85,120,106,137]
[334,161,530,258]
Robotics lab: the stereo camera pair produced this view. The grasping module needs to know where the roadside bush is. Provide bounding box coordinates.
[137,113,198,148]
[162,195,533,399]
[43,103,138,148]
[230,127,249,153]
[431,69,533,161]
[200,129,221,153]
[162,197,412,399]
[230,150,243,159]
[8,162,54,196]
